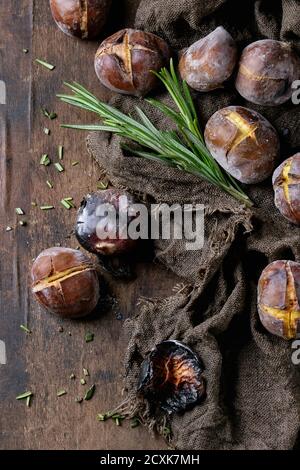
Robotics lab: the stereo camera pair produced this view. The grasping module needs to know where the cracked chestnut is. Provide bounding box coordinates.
[94,28,171,96]
[75,189,139,256]
[273,153,300,225]
[179,26,237,92]
[235,39,300,106]
[50,0,112,39]
[204,106,279,184]
[258,260,300,340]
[31,247,100,318]
[138,340,206,414]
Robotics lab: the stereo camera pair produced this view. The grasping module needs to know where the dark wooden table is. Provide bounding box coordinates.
[0,0,177,450]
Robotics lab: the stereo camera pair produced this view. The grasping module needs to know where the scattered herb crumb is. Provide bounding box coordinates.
[72,161,79,166]
[70,373,76,380]
[6,226,13,232]
[97,414,106,421]
[80,378,86,385]
[23,48,29,54]
[58,326,64,333]
[35,58,55,71]
[40,154,51,166]
[16,391,33,401]
[83,368,89,377]
[68,331,72,336]
[97,181,108,190]
[57,390,67,397]
[20,324,31,334]
[85,332,94,343]
[84,384,95,401]
[46,180,53,189]
[31,202,37,207]
[131,418,140,429]
[19,220,27,227]
[55,162,64,173]
[75,397,83,403]
[44,128,50,135]
[15,208,24,215]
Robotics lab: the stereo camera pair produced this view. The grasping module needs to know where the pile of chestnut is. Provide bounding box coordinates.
[32,2,300,341]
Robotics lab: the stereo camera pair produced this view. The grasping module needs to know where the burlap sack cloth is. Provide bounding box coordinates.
[87,0,300,450]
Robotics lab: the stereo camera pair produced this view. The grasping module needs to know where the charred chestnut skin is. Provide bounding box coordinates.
[235,39,300,106]
[204,106,279,184]
[31,247,100,318]
[76,189,139,256]
[273,153,300,225]
[258,261,300,340]
[138,340,206,414]
[50,0,112,39]
[179,26,237,92]
[94,28,171,96]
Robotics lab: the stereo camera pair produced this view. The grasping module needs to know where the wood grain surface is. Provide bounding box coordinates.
[0,0,177,450]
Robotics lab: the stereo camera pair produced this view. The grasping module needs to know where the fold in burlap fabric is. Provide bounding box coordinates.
[87,0,300,450]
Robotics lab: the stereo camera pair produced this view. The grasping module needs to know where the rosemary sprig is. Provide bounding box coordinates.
[58,61,253,207]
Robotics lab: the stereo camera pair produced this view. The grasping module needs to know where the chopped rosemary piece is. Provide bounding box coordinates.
[83,368,89,377]
[20,324,31,334]
[97,181,108,190]
[55,162,64,172]
[6,226,13,232]
[58,60,253,207]
[84,384,95,401]
[57,390,67,397]
[60,199,72,209]
[72,161,79,166]
[44,128,50,135]
[85,332,94,343]
[46,180,53,189]
[31,202,37,207]
[80,378,86,385]
[97,414,106,421]
[16,391,33,400]
[40,154,51,166]
[70,373,76,380]
[15,208,24,215]
[131,418,140,429]
[35,59,55,70]
[40,205,54,210]
[64,197,73,201]
[26,395,32,407]
[42,108,57,120]
[58,145,64,160]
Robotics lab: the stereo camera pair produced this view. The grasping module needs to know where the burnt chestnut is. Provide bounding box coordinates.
[179,26,237,92]
[204,106,279,184]
[235,39,300,106]
[32,247,100,318]
[138,340,206,414]
[94,28,171,96]
[258,260,300,340]
[76,189,139,256]
[273,153,300,225]
[50,0,112,39]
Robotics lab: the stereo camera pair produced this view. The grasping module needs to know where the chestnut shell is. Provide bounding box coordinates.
[75,189,139,256]
[50,0,112,39]
[94,28,171,96]
[138,340,206,414]
[235,39,300,106]
[204,106,279,184]
[257,260,300,340]
[31,247,100,318]
[179,26,237,92]
[272,153,300,225]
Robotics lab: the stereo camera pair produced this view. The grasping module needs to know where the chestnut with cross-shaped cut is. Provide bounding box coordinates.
[258,260,300,340]
[94,29,171,96]
[273,153,300,225]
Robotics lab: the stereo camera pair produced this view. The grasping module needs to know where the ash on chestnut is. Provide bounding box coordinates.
[75,189,139,256]
[258,260,300,340]
[179,26,237,92]
[204,106,279,184]
[235,39,300,106]
[32,247,100,318]
[50,0,112,39]
[273,153,300,225]
[94,28,171,96]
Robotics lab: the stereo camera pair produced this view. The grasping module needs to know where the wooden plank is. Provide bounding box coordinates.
[0,0,177,450]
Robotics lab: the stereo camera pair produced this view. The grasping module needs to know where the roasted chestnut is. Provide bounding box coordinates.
[204,106,279,184]
[32,247,100,318]
[273,153,300,225]
[76,189,139,256]
[179,26,237,92]
[258,260,300,340]
[138,340,206,414]
[50,0,112,39]
[94,28,171,96]
[235,39,300,106]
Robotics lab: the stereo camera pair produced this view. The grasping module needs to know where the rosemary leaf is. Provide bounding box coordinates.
[85,332,94,343]
[35,59,55,71]
[16,391,33,400]
[57,390,67,397]
[20,324,31,334]
[58,145,64,160]
[84,384,95,401]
